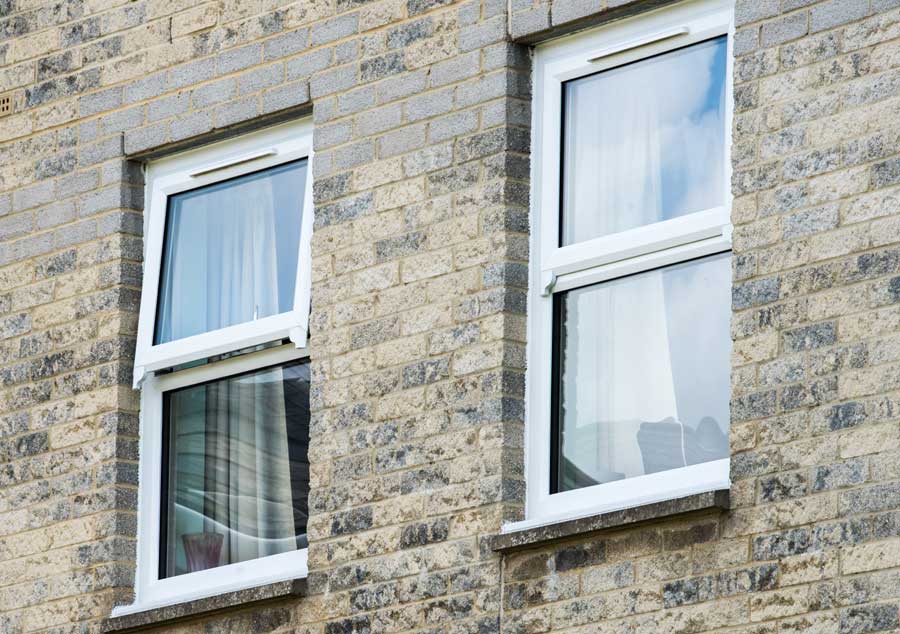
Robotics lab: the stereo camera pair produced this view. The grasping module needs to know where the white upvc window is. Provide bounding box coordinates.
[514,0,735,531]
[116,119,315,615]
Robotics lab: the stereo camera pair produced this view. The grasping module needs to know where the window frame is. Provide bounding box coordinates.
[115,121,315,616]
[125,345,310,615]
[133,119,315,387]
[515,0,736,532]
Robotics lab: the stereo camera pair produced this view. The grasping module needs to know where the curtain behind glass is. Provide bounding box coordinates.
[163,361,310,577]
[155,160,307,345]
[556,254,731,492]
[561,37,727,246]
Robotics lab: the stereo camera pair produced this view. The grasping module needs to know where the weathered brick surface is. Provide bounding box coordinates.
[498,1,900,633]
[2,0,900,633]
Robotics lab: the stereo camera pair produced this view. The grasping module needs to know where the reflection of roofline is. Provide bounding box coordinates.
[560,456,607,490]
[174,503,307,545]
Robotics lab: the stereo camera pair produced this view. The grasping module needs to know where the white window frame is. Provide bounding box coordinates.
[132,118,315,387]
[511,0,735,532]
[114,120,314,616]
[121,345,310,615]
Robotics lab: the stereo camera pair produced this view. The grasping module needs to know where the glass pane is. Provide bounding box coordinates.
[161,360,310,578]
[554,253,731,493]
[561,37,727,246]
[155,159,308,344]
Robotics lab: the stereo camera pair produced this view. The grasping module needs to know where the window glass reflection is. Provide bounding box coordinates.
[554,253,731,493]
[561,37,727,246]
[155,160,307,344]
[162,360,310,577]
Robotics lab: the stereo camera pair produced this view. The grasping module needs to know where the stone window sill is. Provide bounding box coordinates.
[488,490,730,553]
[102,579,307,633]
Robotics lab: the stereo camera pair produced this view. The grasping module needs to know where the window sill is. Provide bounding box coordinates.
[102,579,307,633]
[488,489,729,553]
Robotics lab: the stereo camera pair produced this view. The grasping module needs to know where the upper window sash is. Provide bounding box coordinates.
[534,0,734,296]
[134,119,314,386]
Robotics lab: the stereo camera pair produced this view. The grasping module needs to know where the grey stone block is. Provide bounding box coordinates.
[35,200,76,230]
[168,58,216,91]
[783,205,839,239]
[311,14,358,47]
[376,70,428,104]
[356,103,402,136]
[386,18,433,49]
[333,140,375,171]
[0,212,32,241]
[215,96,261,128]
[315,121,353,150]
[123,123,168,155]
[811,0,870,33]
[334,40,360,65]
[101,106,145,133]
[752,528,811,560]
[53,217,97,249]
[264,29,310,60]
[169,112,214,142]
[37,51,77,82]
[237,63,284,95]
[458,15,506,51]
[261,80,311,114]
[310,64,357,99]
[13,181,55,213]
[217,43,263,75]
[78,87,122,117]
[191,78,237,109]
[124,72,166,105]
[509,6,550,40]
[360,52,405,82]
[97,210,143,237]
[34,152,76,180]
[25,68,101,108]
[406,88,454,122]
[101,161,142,186]
[734,26,759,56]
[813,459,867,492]
[404,143,453,177]
[408,0,453,16]
[377,124,426,158]
[146,94,189,123]
[315,192,374,229]
[57,170,99,198]
[430,51,480,87]
[286,48,333,82]
[77,135,124,167]
[761,10,808,47]
[735,0,780,26]
[429,110,479,143]
[551,0,602,27]
[79,185,127,217]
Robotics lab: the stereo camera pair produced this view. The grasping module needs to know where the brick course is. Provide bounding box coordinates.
[2,1,900,633]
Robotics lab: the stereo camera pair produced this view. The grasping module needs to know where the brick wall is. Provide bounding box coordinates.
[2,1,900,634]
[501,2,900,634]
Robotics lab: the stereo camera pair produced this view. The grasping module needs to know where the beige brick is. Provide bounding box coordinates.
[843,539,900,574]
[172,3,219,37]
[750,586,809,621]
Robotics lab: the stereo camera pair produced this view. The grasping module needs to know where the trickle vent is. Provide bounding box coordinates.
[0,95,11,117]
